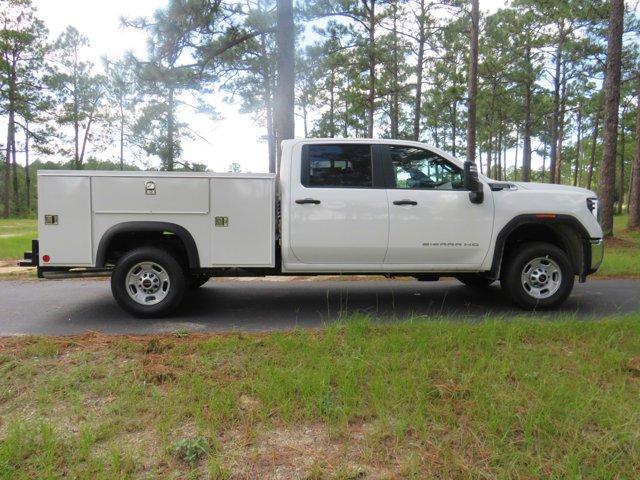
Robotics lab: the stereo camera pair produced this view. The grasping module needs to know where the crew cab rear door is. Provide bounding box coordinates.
[382,144,493,267]
[288,143,389,265]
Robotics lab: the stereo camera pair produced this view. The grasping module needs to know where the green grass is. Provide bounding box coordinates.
[597,214,640,277]
[1,315,639,478]
[0,219,37,261]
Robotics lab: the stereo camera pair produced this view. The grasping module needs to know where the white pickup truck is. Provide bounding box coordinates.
[20,138,604,317]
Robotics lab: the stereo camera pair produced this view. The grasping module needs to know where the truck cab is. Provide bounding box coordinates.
[22,138,604,317]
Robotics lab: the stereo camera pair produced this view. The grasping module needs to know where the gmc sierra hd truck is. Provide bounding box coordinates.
[20,138,604,317]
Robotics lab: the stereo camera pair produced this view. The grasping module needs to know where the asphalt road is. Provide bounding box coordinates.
[0,278,638,336]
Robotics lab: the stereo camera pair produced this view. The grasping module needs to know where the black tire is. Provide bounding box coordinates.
[501,242,574,310]
[189,275,210,290]
[456,274,496,289]
[111,247,187,318]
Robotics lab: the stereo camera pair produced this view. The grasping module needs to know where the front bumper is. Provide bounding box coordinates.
[587,238,604,274]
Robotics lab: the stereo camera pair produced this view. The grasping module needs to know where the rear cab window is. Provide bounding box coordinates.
[302,144,373,188]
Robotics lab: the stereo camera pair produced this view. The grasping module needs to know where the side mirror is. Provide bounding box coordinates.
[463,161,484,204]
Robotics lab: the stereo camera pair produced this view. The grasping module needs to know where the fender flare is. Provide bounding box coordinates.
[489,214,591,279]
[96,221,200,268]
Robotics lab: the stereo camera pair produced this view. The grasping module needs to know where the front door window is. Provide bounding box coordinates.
[389,146,464,190]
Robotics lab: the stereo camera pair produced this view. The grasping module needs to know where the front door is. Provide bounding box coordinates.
[289,143,388,265]
[383,145,493,267]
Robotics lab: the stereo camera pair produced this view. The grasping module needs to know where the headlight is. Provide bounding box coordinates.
[586,197,598,219]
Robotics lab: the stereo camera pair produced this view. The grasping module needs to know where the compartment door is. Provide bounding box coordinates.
[210,177,275,267]
[92,177,209,214]
[38,176,92,266]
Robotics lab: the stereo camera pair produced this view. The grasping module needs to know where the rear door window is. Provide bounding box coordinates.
[302,144,373,188]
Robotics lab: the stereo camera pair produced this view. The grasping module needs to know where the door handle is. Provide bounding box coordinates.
[393,199,418,206]
[295,198,321,205]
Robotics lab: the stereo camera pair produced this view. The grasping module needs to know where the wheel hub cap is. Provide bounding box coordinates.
[126,262,170,306]
[521,256,562,300]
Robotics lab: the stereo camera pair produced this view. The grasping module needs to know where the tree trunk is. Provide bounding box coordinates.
[79,99,100,167]
[521,43,533,182]
[587,104,601,190]
[465,0,479,164]
[514,130,519,181]
[343,76,349,137]
[329,67,336,137]
[3,111,11,218]
[503,141,507,180]
[598,0,625,237]
[266,87,276,169]
[258,33,276,170]
[4,78,16,217]
[497,128,502,181]
[486,133,492,178]
[11,120,18,215]
[24,120,30,210]
[73,51,80,169]
[412,0,426,141]
[555,67,567,184]
[274,0,295,173]
[119,102,125,170]
[390,0,399,139]
[167,87,175,171]
[629,73,640,229]
[573,104,582,186]
[451,100,457,157]
[302,102,308,137]
[366,0,376,138]
[549,28,564,184]
[617,123,625,214]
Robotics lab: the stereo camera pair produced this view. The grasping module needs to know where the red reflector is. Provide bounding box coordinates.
[42,254,50,263]
[535,214,556,219]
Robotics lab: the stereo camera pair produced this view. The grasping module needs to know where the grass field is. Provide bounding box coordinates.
[1,215,638,277]
[0,315,639,478]
[598,214,640,277]
[0,219,36,261]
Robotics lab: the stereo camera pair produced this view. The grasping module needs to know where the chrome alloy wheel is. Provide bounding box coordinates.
[520,256,562,300]
[126,262,171,306]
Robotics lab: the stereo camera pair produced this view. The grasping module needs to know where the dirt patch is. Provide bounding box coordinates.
[220,422,400,479]
[605,237,637,248]
[626,357,640,377]
[0,259,35,278]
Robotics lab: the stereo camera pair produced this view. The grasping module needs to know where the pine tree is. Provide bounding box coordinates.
[0,0,47,216]
[47,26,106,169]
[598,0,625,237]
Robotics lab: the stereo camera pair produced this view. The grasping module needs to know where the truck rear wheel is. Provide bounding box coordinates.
[111,247,186,318]
[501,242,574,310]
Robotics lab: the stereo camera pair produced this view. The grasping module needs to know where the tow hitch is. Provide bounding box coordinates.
[18,239,39,268]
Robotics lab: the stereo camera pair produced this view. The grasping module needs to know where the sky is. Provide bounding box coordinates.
[31,0,511,173]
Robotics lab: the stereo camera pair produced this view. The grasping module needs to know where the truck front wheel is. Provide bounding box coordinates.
[501,242,574,310]
[111,247,187,318]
